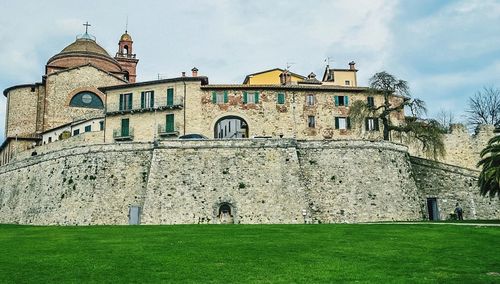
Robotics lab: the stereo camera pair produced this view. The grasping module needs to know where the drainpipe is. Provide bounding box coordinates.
[183,80,187,135]
[103,91,107,143]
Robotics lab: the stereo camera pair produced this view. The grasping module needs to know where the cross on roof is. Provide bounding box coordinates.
[83,21,91,34]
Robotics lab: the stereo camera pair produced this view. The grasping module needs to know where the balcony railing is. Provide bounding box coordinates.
[106,100,184,115]
[157,124,179,137]
[113,128,134,141]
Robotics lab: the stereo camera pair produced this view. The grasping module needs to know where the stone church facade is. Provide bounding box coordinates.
[0,29,498,225]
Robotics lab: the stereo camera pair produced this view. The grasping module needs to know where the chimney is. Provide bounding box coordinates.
[349,61,356,70]
[191,67,199,77]
[279,70,292,85]
[182,72,186,77]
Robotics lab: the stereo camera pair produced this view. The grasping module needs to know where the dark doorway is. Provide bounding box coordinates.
[214,116,248,139]
[427,198,439,221]
[218,203,234,224]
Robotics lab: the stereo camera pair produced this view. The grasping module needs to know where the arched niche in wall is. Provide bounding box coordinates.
[69,91,104,109]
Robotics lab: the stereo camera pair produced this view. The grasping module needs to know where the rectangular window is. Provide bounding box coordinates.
[212,91,228,104]
[365,117,380,131]
[73,129,80,136]
[166,114,175,132]
[306,94,315,106]
[99,121,104,131]
[335,117,351,130]
[119,93,133,110]
[84,125,91,132]
[121,118,130,136]
[277,93,285,104]
[308,116,316,128]
[243,91,259,104]
[334,95,349,107]
[367,96,375,108]
[345,80,350,86]
[167,88,174,106]
[141,91,154,108]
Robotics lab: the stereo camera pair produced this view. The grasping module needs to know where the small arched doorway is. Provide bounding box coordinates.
[214,116,248,139]
[218,203,234,224]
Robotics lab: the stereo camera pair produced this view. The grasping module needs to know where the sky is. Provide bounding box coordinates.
[1,0,499,141]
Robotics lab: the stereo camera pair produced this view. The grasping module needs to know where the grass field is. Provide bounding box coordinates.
[0,224,499,283]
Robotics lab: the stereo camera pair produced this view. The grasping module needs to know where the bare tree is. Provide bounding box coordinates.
[350,71,445,159]
[466,87,500,129]
[435,109,455,133]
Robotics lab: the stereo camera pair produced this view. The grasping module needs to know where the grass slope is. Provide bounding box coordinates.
[0,224,498,283]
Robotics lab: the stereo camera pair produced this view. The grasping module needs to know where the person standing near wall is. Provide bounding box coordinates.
[454,203,464,221]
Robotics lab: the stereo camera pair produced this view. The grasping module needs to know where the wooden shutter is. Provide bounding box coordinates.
[166,114,174,132]
[243,91,248,104]
[212,91,217,104]
[254,92,259,104]
[347,117,351,129]
[345,96,349,106]
[121,118,129,136]
[150,91,155,108]
[167,89,174,106]
[140,92,145,108]
[335,117,339,129]
[278,93,285,104]
[127,93,133,110]
[334,96,339,106]
[224,91,228,103]
[365,118,369,131]
[119,94,124,110]
[374,118,380,131]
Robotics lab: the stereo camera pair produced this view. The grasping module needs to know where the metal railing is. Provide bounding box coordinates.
[157,124,179,137]
[113,128,134,141]
[106,99,184,114]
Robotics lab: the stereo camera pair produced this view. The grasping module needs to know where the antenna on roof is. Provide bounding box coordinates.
[286,62,295,71]
[324,57,333,66]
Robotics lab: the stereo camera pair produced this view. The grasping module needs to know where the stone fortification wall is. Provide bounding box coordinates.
[0,139,496,225]
[0,143,152,225]
[297,141,421,223]
[408,124,495,170]
[11,131,104,163]
[411,156,499,220]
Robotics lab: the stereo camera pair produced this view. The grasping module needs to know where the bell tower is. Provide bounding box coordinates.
[115,30,139,83]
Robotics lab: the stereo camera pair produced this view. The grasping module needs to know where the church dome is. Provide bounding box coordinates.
[46,35,123,75]
[120,32,132,41]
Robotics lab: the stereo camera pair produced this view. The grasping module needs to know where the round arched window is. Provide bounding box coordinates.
[69,91,103,109]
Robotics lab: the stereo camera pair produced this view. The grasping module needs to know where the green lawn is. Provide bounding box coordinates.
[0,224,498,283]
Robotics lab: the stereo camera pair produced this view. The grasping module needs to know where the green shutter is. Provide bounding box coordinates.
[334,96,339,106]
[224,91,228,103]
[121,118,129,136]
[278,93,285,104]
[335,117,339,129]
[166,114,174,132]
[119,94,124,110]
[167,89,174,106]
[150,91,155,108]
[212,91,217,104]
[140,92,145,108]
[365,118,369,131]
[374,118,380,131]
[345,96,349,106]
[243,91,248,104]
[347,117,351,129]
[254,92,259,104]
[128,93,133,110]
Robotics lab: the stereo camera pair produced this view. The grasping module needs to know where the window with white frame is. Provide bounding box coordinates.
[365,117,379,131]
[334,117,350,130]
[308,116,316,128]
[306,94,315,106]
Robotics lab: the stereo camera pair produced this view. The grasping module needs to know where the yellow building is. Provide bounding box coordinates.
[242,68,306,85]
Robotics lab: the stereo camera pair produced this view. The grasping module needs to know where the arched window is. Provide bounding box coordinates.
[124,71,130,81]
[123,45,129,54]
[218,203,232,217]
[69,91,104,109]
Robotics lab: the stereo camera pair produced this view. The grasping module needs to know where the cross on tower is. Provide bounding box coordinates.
[83,21,91,34]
